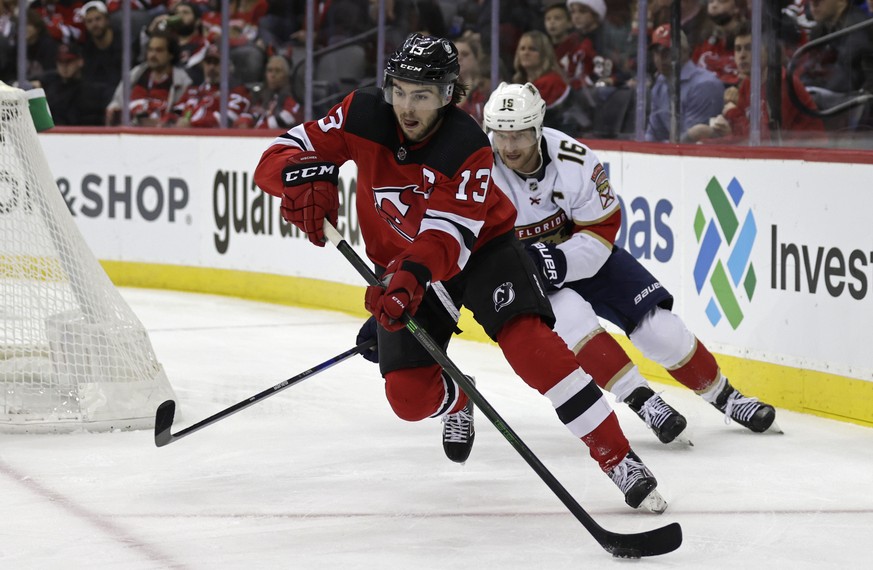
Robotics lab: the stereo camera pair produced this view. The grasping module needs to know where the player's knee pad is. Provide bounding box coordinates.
[629,307,695,368]
[550,288,601,349]
[384,365,448,421]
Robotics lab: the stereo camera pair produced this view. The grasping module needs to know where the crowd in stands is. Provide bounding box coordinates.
[1,0,872,145]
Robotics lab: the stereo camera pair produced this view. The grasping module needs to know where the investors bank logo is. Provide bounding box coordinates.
[693,177,757,329]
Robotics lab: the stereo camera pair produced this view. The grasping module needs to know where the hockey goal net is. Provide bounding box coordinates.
[0,82,176,433]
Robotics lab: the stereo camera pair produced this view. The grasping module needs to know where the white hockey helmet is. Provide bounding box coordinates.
[483,82,547,141]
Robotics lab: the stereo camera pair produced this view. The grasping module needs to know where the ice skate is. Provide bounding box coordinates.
[607,449,667,513]
[625,386,691,445]
[712,379,780,433]
[442,379,475,463]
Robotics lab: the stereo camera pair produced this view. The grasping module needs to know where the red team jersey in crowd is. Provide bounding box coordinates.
[723,69,826,142]
[255,88,518,282]
[533,71,571,108]
[554,31,597,90]
[129,71,175,121]
[170,82,251,127]
[693,37,740,86]
[247,92,303,129]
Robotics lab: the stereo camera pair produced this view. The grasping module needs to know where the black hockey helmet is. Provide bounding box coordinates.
[383,33,460,87]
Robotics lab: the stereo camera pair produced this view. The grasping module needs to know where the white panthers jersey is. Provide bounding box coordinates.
[490,127,620,281]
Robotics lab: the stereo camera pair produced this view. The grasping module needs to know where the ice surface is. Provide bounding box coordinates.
[1,288,871,569]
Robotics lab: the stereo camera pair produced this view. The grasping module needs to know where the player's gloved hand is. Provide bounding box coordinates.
[526,241,568,291]
[356,316,379,363]
[280,151,340,247]
[364,259,431,333]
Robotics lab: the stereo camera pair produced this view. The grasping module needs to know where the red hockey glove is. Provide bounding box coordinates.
[280,151,340,247]
[364,259,431,332]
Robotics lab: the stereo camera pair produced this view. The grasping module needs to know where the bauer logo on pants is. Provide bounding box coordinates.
[493,282,516,312]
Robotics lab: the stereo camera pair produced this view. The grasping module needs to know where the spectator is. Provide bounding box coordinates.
[234,53,301,129]
[80,0,123,108]
[691,0,748,87]
[25,9,60,82]
[454,30,490,126]
[801,0,873,95]
[30,0,85,44]
[451,0,541,74]
[144,1,208,84]
[201,0,268,84]
[645,23,725,142]
[780,0,817,57]
[105,0,168,43]
[545,2,575,52]
[565,0,605,88]
[599,0,635,84]
[105,30,192,126]
[0,0,17,82]
[35,43,105,125]
[686,22,827,144]
[258,0,299,56]
[642,0,710,48]
[164,43,250,127]
[512,30,571,109]
[545,3,587,86]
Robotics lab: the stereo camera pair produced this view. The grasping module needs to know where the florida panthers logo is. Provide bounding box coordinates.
[493,282,516,312]
[373,184,429,241]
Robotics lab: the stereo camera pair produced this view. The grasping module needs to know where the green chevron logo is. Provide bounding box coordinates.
[692,177,757,329]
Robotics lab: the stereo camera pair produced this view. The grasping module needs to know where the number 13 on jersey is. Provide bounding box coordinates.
[456,168,490,203]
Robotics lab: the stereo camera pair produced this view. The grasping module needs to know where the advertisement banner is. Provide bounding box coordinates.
[39,134,873,383]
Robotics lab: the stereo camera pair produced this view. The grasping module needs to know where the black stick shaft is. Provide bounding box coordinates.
[323,221,681,557]
[154,340,375,446]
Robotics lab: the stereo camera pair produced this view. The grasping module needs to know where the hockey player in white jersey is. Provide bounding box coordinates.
[483,82,778,442]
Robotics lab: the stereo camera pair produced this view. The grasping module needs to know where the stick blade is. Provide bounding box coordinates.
[154,400,177,447]
[602,521,682,558]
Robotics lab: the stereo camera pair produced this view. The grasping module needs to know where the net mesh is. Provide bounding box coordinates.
[0,83,177,433]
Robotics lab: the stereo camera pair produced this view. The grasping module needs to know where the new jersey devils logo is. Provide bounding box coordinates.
[493,282,516,312]
[373,184,426,241]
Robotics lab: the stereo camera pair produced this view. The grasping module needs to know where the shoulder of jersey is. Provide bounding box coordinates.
[342,89,489,177]
[435,107,491,157]
[542,127,595,171]
[343,87,397,146]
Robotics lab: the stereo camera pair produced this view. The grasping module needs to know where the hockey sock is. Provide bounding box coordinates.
[498,315,629,470]
[581,412,631,472]
[666,339,720,392]
[573,330,649,402]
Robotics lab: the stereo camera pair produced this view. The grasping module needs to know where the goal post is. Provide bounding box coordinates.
[0,82,177,433]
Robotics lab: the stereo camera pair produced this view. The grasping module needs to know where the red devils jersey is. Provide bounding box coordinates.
[255,87,518,282]
[170,82,250,127]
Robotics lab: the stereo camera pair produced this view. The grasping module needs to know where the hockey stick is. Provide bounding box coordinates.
[324,221,682,558]
[153,339,376,447]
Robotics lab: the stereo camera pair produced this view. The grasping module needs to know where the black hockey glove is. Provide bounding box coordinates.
[526,242,568,291]
[356,316,380,363]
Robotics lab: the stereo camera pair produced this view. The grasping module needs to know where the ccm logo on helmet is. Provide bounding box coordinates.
[400,63,423,72]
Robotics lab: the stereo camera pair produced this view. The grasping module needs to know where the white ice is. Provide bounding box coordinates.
[2,288,871,569]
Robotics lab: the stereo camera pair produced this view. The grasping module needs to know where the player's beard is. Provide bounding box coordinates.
[396,109,442,142]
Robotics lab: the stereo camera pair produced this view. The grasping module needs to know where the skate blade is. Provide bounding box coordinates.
[638,489,668,514]
[668,432,694,447]
[764,419,784,434]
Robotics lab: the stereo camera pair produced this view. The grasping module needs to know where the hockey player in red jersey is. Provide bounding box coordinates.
[254,33,666,513]
[482,82,778,442]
